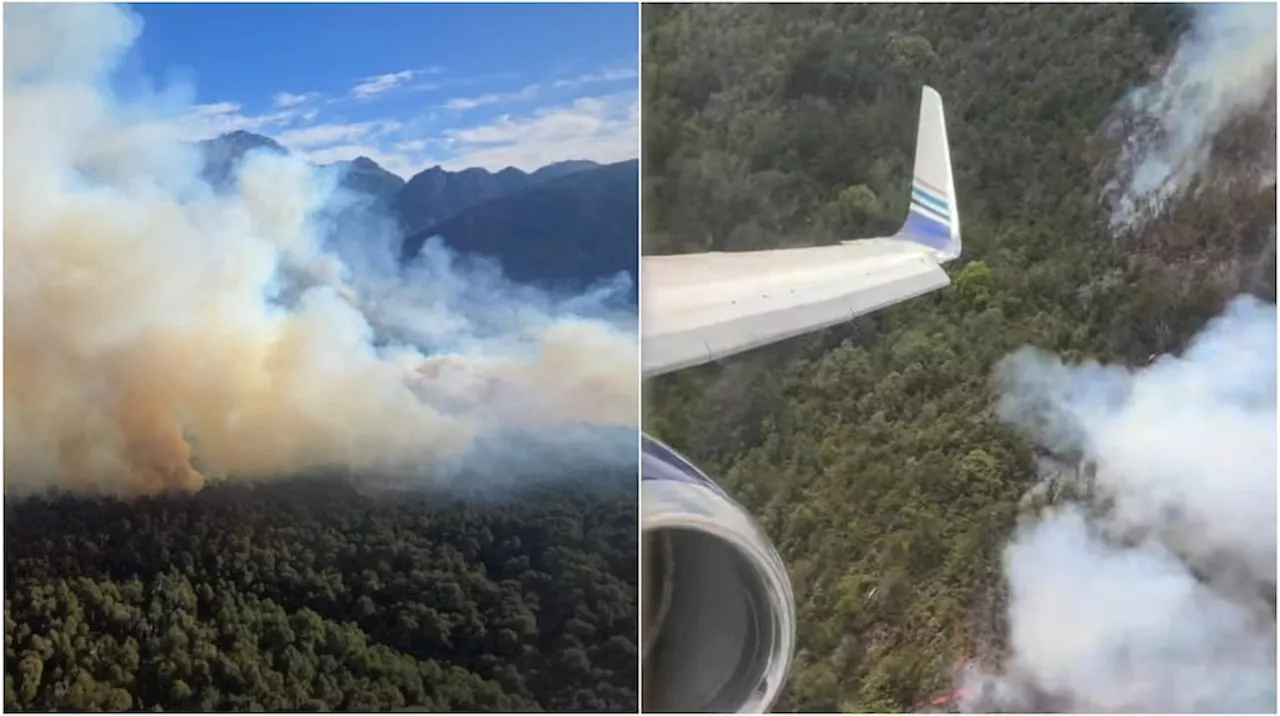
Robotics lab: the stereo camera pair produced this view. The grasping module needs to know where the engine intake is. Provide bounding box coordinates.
[641,434,796,713]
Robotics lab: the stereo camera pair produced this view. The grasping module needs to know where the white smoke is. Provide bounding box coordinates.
[4,3,638,496]
[964,7,1279,707]
[1107,3,1277,229]
[968,295,1276,713]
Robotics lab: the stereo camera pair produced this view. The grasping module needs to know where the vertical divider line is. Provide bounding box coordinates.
[634,0,646,711]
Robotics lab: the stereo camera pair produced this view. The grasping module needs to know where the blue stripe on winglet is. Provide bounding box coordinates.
[911,184,949,214]
[902,209,952,251]
[910,197,950,224]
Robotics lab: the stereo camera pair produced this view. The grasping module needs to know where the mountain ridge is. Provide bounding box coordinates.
[403,158,640,294]
[197,130,604,215]
[196,130,636,292]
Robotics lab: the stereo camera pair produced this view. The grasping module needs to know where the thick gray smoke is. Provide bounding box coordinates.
[968,296,1276,713]
[4,4,638,496]
[1107,3,1277,229]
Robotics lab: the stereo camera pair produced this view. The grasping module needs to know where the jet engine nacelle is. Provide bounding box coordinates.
[641,433,796,713]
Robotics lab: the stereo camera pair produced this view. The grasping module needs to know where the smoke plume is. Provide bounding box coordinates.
[960,7,1279,708]
[4,4,638,496]
[967,295,1276,713]
[1106,3,1277,229]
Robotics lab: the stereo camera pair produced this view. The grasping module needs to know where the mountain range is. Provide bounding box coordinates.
[197,131,637,293]
[402,159,638,294]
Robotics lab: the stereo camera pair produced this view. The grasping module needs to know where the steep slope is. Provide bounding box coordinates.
[330,155,406,204]
[392,166,529,235]
[392,161,602,236]
[197,130,288,189]
[401,160,639,293]
[531,159,602,183]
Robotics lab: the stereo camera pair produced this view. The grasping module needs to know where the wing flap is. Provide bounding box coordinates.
[642,240,948,376]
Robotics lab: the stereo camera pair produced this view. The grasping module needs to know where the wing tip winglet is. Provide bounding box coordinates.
[896,85,962,263]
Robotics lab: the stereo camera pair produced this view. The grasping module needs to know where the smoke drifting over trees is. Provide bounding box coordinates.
[4,3,638,497]
[973,5,1277,711]
[977,297,1276,712]
[642,3,1273,711]
[1106,3,1277,230]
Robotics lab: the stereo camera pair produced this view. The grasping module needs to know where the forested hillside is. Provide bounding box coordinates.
[403,160,641,293]
[643,4,1274,712]
[4,477,637,712]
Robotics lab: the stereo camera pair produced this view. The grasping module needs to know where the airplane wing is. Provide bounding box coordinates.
[642,85,963,378]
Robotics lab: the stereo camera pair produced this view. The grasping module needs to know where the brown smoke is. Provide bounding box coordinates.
[3,3,638,496]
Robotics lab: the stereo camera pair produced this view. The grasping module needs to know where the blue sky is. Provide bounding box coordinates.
[122,2,638,177]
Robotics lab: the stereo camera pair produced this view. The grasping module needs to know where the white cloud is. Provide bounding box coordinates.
[272,91,315,108]
[351,69,418,99]
[177,101,298,140]
[168,66,637,179]
[271,120,421,178]
[160,99,418,176]
[281,91,638,176]
[442,65,638,112]
[192,101,242,117]
[552,66,638,88]
[444,83,542,111]
[276,120,400,150]
[435,92,638,171]
[302,143,423,179]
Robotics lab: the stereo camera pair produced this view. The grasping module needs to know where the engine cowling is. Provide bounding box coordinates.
[641,433,797,713]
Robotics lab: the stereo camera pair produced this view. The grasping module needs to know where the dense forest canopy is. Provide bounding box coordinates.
[643,3,1274,712]
[4,477,638,712]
